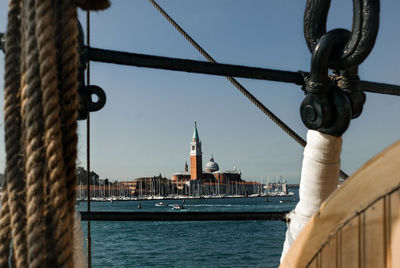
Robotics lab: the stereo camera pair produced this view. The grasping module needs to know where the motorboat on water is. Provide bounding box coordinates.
[171,204,185,210]
[155,202,169,207]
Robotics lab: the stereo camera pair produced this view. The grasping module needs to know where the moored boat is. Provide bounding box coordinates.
[155,202,169,207]
[171,204,185,210]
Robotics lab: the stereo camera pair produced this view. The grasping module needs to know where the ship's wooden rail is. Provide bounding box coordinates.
[280,140,400,268]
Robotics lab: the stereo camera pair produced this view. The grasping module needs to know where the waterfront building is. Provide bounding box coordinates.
[127,176,175,196]
[190,121,202,181]
[171,122,254,195]
[113,123,264,197]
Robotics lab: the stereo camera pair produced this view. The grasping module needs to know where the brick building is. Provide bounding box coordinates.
[171,122,245,195]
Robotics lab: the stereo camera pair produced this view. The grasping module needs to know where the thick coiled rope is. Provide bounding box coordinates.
[0,0,27,267]
[22,0,47,267]
[35,0,72,266]
[0,0,102,266]
[58,0,80,265]
[0,187,10,266]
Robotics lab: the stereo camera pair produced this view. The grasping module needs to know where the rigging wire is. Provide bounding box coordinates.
[86,10,92,268]
[148,0,349,180]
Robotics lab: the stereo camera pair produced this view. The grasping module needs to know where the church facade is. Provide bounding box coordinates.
[171,122,243,193]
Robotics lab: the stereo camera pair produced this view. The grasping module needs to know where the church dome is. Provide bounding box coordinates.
[205,156,219,172]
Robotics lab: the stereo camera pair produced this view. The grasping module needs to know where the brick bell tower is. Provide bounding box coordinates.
[190,122,202,180]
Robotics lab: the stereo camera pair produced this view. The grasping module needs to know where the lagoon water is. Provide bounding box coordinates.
[77,195,297,268]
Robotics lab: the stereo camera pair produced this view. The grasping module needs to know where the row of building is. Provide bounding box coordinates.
[78,123,264,198]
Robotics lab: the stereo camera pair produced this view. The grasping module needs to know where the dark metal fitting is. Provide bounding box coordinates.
[77,21,86,71]
[346,90,366,119]
[300,29,353,135]
[300,92,333,129]
[77,86,89,120]
[304,75,327,93]
[76,20,107,120]
[334,68,366,119]
[304,0,380,70]
[335,76,360,94]
[77,85,107,120]
[317,86,352,136]
[87,85,106,112]
[0,33,5,53]
[307,29,350,86]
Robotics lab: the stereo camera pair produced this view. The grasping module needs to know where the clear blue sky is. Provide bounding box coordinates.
[0,1,399,183]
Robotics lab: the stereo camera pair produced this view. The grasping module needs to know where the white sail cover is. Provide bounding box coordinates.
[281,130,342,262]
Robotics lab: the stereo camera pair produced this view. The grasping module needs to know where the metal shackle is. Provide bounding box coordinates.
[334,67,366,119]
[300,29,352,136]
[304,0,380,70]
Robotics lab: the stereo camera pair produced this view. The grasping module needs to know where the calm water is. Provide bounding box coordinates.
[77,195,297,268]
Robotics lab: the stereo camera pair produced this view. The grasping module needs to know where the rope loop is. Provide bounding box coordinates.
[304,0,380,70]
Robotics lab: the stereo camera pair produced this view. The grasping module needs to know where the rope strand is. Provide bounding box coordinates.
[1,0,28,266]
[22,0,47,266]
[59,1,79,266]
[35,0,73,266]
[0,186,11,266]
[1,0,100,266]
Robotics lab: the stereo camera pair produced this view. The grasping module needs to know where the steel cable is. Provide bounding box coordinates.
[86,10,92,268]
[148,0,349,180]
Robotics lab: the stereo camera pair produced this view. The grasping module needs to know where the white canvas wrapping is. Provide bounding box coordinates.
[280,130,342,263]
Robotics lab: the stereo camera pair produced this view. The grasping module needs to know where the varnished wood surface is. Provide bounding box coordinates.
[280,140,400,268]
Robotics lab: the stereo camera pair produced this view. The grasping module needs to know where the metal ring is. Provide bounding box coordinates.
[304,0,379,70]
[300,30,353,135]
[307,29,350,92]
[318,86,352,136]
[88,85,106,112]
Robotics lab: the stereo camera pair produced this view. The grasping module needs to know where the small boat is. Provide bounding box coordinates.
[280,200,292,203]
[137,203,142,209]
[171,204,185,210]
[155,202,169,207]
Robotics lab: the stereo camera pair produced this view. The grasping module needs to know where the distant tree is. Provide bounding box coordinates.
[77,166,88,185]
[76,166,101,185]
[90,171,100,185]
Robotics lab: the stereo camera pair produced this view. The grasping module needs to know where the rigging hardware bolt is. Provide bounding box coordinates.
[303,105,316,122]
